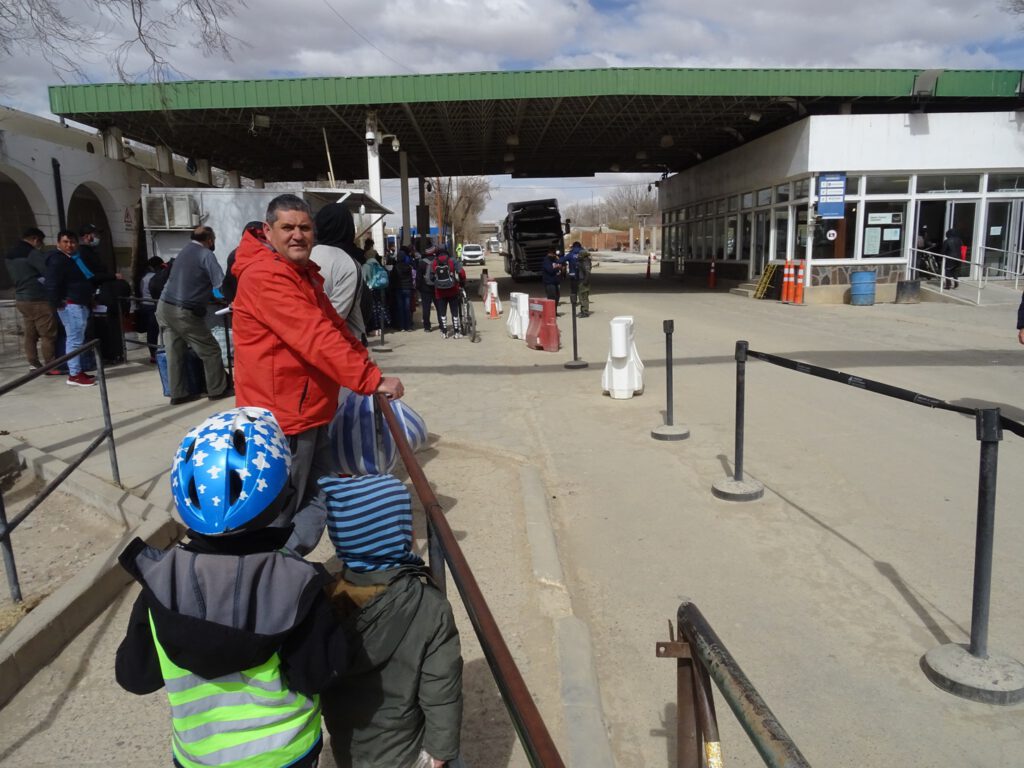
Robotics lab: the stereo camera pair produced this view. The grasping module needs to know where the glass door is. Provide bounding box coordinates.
[753,211,770,274]
[985,201,1012,275]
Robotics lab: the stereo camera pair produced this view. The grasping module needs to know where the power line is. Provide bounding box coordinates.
[320,0,418,75]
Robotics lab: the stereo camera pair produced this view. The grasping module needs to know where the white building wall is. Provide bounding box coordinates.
[807,112,1024,173]
[662,111,1024,210]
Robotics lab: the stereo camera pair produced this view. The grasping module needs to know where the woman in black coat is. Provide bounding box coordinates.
[941,228,965,289]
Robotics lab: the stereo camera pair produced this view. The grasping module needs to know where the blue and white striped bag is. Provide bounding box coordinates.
[328,392,428,475]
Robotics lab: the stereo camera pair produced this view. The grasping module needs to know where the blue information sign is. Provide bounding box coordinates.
[817,173,846,219]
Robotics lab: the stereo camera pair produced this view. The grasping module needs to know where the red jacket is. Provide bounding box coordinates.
[231,231,382,436]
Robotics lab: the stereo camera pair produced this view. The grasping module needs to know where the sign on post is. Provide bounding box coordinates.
[817,173,846,220]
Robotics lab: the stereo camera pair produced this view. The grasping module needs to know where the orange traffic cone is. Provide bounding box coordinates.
[794,261,805,305]
[707,260,717,289]
[784,261,796,303]
[489,295,500,319]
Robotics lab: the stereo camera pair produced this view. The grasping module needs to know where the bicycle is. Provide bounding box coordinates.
[458,285,479,343]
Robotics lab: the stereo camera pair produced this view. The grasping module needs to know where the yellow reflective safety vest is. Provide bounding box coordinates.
[149,612,321,768]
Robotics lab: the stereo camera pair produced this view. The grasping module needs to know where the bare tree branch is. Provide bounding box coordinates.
[1,0,242,85]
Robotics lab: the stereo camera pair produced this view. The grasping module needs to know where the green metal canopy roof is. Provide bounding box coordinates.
[48,67,1024,182]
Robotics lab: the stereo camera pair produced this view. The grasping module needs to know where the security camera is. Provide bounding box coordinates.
[365,130,376,147]
[391,137,400,152]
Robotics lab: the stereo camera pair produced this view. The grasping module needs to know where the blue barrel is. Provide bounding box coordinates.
[850,270,877,306]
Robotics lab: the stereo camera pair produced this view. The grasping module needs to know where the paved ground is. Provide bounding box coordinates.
[0,260,1022,766]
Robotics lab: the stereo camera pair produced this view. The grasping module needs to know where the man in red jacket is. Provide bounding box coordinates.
[232,194,404,554]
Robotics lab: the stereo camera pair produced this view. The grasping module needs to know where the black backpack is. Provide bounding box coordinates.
[433,257,455,289]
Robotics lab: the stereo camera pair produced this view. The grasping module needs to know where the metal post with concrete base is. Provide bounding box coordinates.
[921,408,1024,705]
[652,319,689,441]
[565,293,588,370]
[712,340,764,501]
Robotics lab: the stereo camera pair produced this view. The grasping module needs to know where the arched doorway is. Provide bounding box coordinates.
[67,183,116,272]
[0,171,40,293]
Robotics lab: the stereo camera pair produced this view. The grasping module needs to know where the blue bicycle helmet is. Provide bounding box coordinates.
[171,407,292,535]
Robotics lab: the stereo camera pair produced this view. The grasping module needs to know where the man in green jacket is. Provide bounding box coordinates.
[319,473,463,768]
[5,227,59,371]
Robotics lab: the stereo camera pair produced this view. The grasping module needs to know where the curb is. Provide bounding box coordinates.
[519,465,615,767]
[0,435,183,709]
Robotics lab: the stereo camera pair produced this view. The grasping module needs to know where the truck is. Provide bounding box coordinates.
[500,199,567,280]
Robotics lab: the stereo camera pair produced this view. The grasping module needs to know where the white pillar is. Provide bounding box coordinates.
[226,170,241,188]
[102,127,125,160]
[399,150,411,245]
[365,111,384,250]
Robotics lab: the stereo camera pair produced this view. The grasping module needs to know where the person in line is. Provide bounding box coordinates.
[231,193,404,555]
[310,204,368,345]
[941,228,965,290]
[414,241,437,332]
[319,473,463,768]
[155,226,232,404]
[44,229,114,387]
[115,407,353,768]
[428,245,466,339]
[541,247,563,308]
[6,227,59,373]
[578,245,593,317]
[361,242,390,336]
[393,244,415,332]
[137,256,164,363]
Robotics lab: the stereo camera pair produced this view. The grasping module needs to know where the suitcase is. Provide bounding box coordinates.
[156,348,206,398]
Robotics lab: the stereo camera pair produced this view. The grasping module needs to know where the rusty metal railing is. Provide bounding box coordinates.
[375,394,566,768]
[0,340,121,602]
[657,600,811,768]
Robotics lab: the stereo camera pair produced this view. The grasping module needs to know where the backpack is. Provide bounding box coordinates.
[366,260,389,290]
[433,257,455,290]
[149,262,172,300]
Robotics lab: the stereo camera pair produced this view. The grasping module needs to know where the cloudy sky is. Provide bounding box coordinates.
[4,0,1024,221]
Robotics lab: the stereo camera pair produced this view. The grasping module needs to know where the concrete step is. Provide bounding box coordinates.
[730,285,756,298]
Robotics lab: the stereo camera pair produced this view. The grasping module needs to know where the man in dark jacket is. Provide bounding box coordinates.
[44,229,113,387]
[155,225,232,405]
[414,242,436,332]
[541,247,563,307]
[941,228,965,289]
[6,227,59,372]
[310,205,368,343]
[393,245,415,331]
[319,473,463,768]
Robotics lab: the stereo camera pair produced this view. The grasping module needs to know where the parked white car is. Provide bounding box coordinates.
[461,243,485,265]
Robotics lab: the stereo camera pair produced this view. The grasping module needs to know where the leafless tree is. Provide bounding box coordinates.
[0,0,241,83]
[563,184,656,231]
[430,175,491,245]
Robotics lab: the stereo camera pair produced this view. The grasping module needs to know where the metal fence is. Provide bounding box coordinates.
[0,340,121,602]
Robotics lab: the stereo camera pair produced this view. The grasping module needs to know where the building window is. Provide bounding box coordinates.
[728,195,738,212]
[741,192,754,209]
[757,188,772,207]
[862,202,906,258]
[845,175,861,195]
[774,208,789,260]
[86,142,95,154]
[865,176,909,195]
[794,178,810,199]
[987,173,1024,192]
[776,184,791,204]
[917,174,980,194]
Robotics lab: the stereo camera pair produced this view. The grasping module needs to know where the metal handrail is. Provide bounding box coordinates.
[658,600,811,768]
[375,394,566,768]
[0,339,121,602]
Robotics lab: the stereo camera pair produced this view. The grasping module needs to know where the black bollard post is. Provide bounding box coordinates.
[0,494,23,603]
[651,319,688,440]
[711,340,763,501]
[969,408,1001,659]
[564,292,588,370]
[922,407,1024,704]
[375,300,393,353]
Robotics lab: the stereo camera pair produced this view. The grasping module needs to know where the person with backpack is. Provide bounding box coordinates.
[428,245,466,339]
[115,407,354,768]
[362,246,391,336]
[393,244,416,331]
[310,206,368,345]
[414,242,437,332]
[577,245,594,317]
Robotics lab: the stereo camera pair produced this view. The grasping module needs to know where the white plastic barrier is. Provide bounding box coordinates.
[484,280,503,317]
[601,315,644,399]
[507,292,530,338]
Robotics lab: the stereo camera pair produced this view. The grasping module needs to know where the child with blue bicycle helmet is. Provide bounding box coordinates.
[115,407,352,768]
